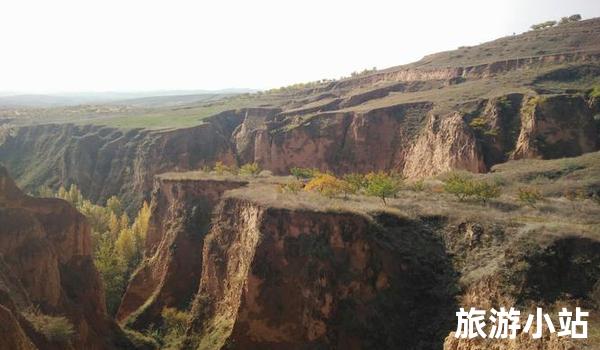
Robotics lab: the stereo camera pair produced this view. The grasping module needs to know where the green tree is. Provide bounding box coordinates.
[290,167,319,180]
[106,196,123,216]
[94,236,126,315]
[517,187,543,208]
[239,162,261,177]
[364,172,403,205]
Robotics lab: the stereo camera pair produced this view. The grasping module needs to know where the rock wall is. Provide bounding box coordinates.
[1,94,598,212]
[184,199,457,349]
[0,166,138,349]
[116,175,248,329]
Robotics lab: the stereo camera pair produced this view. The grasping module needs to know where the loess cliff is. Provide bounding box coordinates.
[0,166,140,349]
[120,151,600,349]
[1,19,600,211]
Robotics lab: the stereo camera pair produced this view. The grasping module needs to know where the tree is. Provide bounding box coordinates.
[94,235,126,315]
[472,181,501,204]
[67,184,83,207]
[560,14,581,25]
[443,172,473,201]
[364,172,403,205]
[119,213,130,232]
[304,174,347,198]
[239,162,261,177]
[343,173,366,195]
[108,211,120,238]
[530,20,557,30]
[517,187,543,208]
[290,167,318,180]
[106,196,123,216]
[131,201,151,257]
[115,227,136,268]
[443,172,501,203]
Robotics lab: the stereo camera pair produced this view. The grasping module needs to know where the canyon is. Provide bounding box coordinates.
[0,16,599,350]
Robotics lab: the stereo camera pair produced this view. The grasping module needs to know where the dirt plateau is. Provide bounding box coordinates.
[114,174,600,350]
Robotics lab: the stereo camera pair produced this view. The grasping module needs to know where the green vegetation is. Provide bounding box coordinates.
[559,14,582,25]
[517,187,543,208]
[364,172,403,205]
[213,161,238,176]
[530,20,557,31]
[590,85,600,98]
[143,307,191,349]
[23,307,75,343]
[297,170,402,204]
[239,162,261,177]
[277,180,304,194]
[290,167,319,180]
[50,185,151,315]
[304,173,347,198]
[442,172,501,203]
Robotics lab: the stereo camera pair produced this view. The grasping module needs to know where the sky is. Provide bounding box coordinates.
[0,0,599,93]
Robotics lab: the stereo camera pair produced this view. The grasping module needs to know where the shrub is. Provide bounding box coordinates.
[472,181,501,203]
[408,179,426,192]
[342,173,367,194]
[162,307,189,336]
[530,20,557,30]
[277,181,304,194]
[559,14,582,25]
[213,161,237,175]
[364,172,403,205]
[23,307,75,342]
[443,172,501,203]
[239,162,261,177]
[304,174,346,198]
[290,167,319,180]
[517,187,543,208]
[443,172,474,201]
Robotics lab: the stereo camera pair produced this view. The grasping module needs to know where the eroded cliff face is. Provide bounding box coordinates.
[0,166,137,349]
[117,175,248,330]
[403,112,486,178]
[233,102,433,174]
[184,197,457,349]
[0,111,244,211]
[513,94,599,160]
[1,93,598,212]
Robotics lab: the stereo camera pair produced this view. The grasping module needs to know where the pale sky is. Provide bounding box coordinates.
[0,0,599,93]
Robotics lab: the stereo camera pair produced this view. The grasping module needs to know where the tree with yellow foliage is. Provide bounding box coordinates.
[304,173,347,198]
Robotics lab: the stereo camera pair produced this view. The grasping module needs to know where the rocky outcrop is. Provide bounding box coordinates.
[513,94,598,160]
[233,102,434,174]
[184,195,457,349]
[116,174,248,330]
[403,113,486,178]
[0,111,245,212]
[0,166,138,349]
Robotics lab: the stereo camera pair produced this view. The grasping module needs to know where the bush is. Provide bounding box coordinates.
[517,187,543,208]
[23,308,75,342]
[559,14,581,25]
[213,161,237,175]
[342,173,367,195]
[290,167,319,180]
[443,172,474,201]
[304,174,347,198]
[408,179,426,192]
[472,181,501,203]
[443,172,500,203]
[277,181,304,194]
[239,162,261,177]
[364,172,403,205]
[162,307,189,337]
[530,20,557,30]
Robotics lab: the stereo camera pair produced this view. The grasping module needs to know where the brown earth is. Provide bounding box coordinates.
[0,166,141,349]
